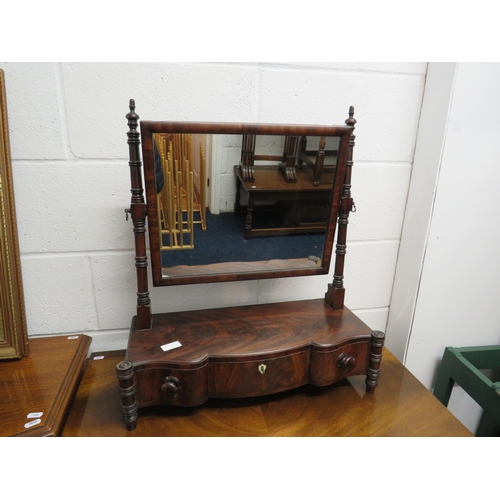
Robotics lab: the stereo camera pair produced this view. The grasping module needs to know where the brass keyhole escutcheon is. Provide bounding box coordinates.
[258,363,267,375]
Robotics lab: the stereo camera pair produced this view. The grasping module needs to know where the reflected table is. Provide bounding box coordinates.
[63,347,472,437]
[234,165,334,239]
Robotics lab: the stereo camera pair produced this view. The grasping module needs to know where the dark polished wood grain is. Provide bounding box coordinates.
[128,300,373,365]
[0,335,91,436]
[64,347,473,437]
[120,300,382,429]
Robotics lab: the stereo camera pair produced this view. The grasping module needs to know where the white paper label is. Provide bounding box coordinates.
[161,340,182,352]
[93,355,105,360]
[67,335,79,340]
[27,412,43,419]
[24,419,42,429]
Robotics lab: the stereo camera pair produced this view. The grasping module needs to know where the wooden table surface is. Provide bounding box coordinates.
[235,165,335,194]
[0,335,92,436]
[63,347,473,437]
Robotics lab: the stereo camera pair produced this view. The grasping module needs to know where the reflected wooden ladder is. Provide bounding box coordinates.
[155,134,206,250]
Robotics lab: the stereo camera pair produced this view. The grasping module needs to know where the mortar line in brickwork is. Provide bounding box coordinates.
[53,62,74,160]
[20,248,136,259]
[255,63,427,79]
[12,159,126,166]
[346,239,401,246]
[255,64,262,121]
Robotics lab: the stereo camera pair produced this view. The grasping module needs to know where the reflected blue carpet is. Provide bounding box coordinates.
[161,212,325,267]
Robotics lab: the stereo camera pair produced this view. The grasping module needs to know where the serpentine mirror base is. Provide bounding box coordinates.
[117,299,385,431]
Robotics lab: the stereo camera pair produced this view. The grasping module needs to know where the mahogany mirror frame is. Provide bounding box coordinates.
[0,69,29,360]
[139,120,353,287]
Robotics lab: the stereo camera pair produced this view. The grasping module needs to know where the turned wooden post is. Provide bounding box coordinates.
[116,360,138,430]
[126,99,151,330]
[365,330,385,393]
[325,106,356,310]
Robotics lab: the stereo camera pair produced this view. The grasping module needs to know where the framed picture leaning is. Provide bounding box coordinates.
[0,68,28,359]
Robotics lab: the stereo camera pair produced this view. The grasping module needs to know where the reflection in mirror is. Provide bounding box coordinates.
[150,132,340,279]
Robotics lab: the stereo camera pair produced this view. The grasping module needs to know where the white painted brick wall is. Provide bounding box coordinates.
[0,62,426,352]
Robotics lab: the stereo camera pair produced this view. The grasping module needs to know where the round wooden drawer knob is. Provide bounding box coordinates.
[337,352,356,372]
[161,376,180,398]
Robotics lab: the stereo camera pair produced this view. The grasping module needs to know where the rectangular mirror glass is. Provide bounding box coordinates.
[140,122,352,286]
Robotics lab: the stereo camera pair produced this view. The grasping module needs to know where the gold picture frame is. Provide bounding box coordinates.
[0,68,28,359]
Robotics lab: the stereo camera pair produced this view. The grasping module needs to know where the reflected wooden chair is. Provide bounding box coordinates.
[297,135,338,186]
[433,345,500,436]
[240,134,300,183]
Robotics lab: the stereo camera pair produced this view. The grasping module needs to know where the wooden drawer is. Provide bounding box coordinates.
[135,364,209,407]
[209,350,309,398]
[132,341,371,407]
[309,341,370,386]
[133,341,370,407]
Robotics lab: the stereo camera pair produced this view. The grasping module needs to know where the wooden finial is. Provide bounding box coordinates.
[126,98,139,124]
[345,106,356,127]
